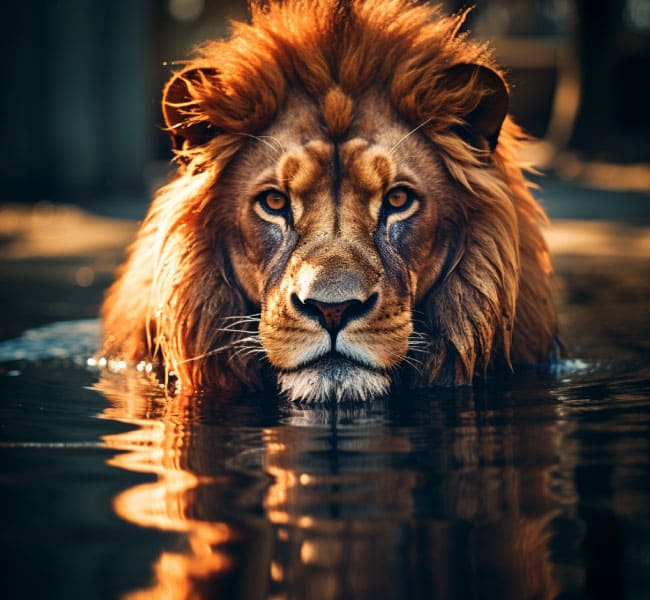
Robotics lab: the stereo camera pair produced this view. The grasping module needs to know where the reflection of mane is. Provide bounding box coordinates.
[99,374,561,599]
[101,0,558,392]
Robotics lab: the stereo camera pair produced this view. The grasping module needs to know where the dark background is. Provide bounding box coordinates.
[1,0,648,209]
[0,0,649,342]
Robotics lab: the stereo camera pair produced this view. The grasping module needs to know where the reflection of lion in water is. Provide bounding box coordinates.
[102,0,559,402]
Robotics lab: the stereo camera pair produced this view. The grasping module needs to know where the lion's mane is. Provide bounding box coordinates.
[101,0,558,392]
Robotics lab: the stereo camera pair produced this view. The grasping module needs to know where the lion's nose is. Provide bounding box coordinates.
[292,294,378,336]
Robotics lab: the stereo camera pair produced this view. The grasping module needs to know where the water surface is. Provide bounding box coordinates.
[1,221,649,599]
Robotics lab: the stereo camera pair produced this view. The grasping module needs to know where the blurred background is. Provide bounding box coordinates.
[2,7,648,598]
[1,0,649,340]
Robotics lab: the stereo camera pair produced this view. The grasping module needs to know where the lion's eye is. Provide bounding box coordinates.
[258,190,289,215]
[384,187,415,212]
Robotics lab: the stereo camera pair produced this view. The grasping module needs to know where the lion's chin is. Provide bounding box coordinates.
[277,356,390,403]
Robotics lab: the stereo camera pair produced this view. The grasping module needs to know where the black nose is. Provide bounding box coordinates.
[292,293,378,336]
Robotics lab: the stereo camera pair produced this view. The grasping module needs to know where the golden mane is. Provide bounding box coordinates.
[102,0,558,393]
[165,1,504,162]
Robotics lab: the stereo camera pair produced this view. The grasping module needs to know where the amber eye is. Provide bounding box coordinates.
[258,190,289,214]
[384,187,414,211]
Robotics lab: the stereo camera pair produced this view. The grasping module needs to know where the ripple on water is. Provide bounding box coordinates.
[0,319,101,364]
[1,317,649,599]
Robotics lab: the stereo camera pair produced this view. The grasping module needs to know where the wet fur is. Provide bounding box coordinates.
[101,0,558,398]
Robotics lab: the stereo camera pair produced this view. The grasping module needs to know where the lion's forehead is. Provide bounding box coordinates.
[274,138,393,196]
[255,93,413,188]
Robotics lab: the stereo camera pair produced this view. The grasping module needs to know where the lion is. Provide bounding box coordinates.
[101,0,559,402]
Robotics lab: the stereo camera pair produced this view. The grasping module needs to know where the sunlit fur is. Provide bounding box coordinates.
[101,0,559,401]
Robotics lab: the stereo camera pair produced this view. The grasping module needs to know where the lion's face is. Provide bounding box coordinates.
[101,0,559,402]
[221,95,461,401]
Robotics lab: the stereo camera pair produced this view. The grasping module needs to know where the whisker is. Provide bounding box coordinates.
[228,347,268,363]
[176,343,238,365]
[174,333,262,365]
[407,339,431,348]
[410,317,431,331]
[226,343,266,362]
[408,327,430,338]
[407,334,430,343]
[218,317,261,328]
[389,117,434,154]
[407,346,429,353]
[227,338,264,353]
[234,133,285,154]
[408,338,431,351]
[387,351,423,373]
[219,314,261,321]
[409,332,430,341]
[229,335,263,345]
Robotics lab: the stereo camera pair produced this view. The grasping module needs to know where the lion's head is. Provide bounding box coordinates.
[101,0,559,402]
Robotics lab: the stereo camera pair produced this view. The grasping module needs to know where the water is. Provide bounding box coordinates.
[1,241,649,599]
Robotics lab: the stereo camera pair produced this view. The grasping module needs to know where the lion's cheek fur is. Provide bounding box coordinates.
[409,177,523,384]
[227,240,266,306]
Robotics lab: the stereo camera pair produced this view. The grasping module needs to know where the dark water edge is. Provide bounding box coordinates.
[1,352,649,600]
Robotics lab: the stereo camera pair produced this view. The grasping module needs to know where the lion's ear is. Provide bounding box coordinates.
[446,63,509,152]
[162,67,220,150]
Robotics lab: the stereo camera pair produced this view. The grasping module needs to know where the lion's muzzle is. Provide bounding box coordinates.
[291,292,378,342]
[260,247,399,402]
